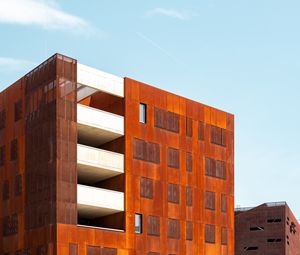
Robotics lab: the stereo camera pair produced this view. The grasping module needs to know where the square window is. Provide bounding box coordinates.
[135,213,142,234]
[139,103,147,123]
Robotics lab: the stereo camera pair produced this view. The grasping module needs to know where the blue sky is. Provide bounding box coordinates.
[0,0,300,217]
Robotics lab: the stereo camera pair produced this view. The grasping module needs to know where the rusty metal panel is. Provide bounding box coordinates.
[186,117,192,137]
[205,191,216,210]
[221,227,228,245]
[167,147,179,169]
[133,138,160,164]
[186,186,193,206]
[205,224,216,243]
[168,218,180,239]
[221,194,227,213]
[154,107,179,133]
[186,221,193,241]
[198,121,204,140]
[69,244,78,255]
[140,177,153,199]
[14,174,22,196]
[147,215,160,236]
[186,152,192,172]
[168,183,180,204]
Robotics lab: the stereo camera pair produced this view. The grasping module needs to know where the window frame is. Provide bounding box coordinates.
[139,103,147,124]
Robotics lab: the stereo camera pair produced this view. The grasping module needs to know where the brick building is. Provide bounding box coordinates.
[235,202,300,255]
[0,54,234,255]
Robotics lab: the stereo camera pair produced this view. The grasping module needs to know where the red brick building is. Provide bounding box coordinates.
[0,54,234,255]
[235,202,300,255]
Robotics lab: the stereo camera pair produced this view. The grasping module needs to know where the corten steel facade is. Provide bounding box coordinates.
[235,202,300,255]
[0,54,234,255]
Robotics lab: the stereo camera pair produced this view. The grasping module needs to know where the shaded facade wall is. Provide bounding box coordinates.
[0,54,77,255]
[235,204,300,255]
[285,206,300,255]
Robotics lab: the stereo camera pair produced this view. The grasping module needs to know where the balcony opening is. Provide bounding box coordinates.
[267,238,282,243]
[250,226,264,231]
[78,174,125,193]
[244,246,258,251]
[267,218,282,223]
[78,90,124,116]
[78,211,125,231]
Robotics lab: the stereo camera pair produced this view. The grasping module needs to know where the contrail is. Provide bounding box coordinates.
[136,32,183,65]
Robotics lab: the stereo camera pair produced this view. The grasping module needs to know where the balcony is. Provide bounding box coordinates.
[77,104,124,146]
[77,144,124,183]
[77,63,124,100]
[77,185,124,218]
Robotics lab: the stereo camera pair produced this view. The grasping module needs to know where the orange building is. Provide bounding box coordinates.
[0,54,234,255]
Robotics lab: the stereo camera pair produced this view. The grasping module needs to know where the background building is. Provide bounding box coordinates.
[0,54,234,255]
[235,202,300,255]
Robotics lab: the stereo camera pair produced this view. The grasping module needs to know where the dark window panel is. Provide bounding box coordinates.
[10,139,18,161]
[186,117,192,137]
[14,100,22,122]
[69,243,78,255]
[186,221,193,240]
[147,215,160,236]
[205,157,226,180]
[168,183,180,204]
[221,227,228,245]
[101,247,117,255]
[140,177,153,199]
[0,145,5,166]
[205,224,216,243]
[0,109,6,129]
[37,245,47,255]
[3,214,18,236]
[167,111,180,133]
[133,138,144,160]
[186,152,192,172]
[221,194,227,213]
[205,191,216,210]
[205,157,216,177]
[216,160,226,179]
[221,129,227,146]
[210,125,227,147]
[86,246,100,255]
[3,180,9,200]
[186,186,192,206]
[154,107,179,133]
[198,121,205,140]
[15,174,22,196]
[133,138,160,164]
[168,218,180,239]
[168,147,179,169]
[15,248,31,255]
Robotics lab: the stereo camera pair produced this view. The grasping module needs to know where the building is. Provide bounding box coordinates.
[0,54,234,255]
[235,202,300,255]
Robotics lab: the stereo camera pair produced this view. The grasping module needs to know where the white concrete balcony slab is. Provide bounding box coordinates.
[77,104,124,146]
[77,144,124,183]
[77,63,124,100]
[77,184,124,218]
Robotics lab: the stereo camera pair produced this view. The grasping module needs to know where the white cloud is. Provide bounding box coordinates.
[0,0,93,34]
[147,8,197,20]
[0,57,36,72]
